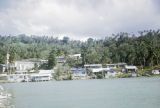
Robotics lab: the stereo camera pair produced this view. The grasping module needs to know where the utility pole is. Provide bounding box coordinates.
[6,53,10,74]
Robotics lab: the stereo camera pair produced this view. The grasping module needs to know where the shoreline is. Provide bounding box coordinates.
[0,75,160,84]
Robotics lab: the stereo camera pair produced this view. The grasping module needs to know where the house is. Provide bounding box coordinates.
[152,70,160,75]
[90,67,117,78]
[2,70,53,82]
[106,64,117,69]
[84,64,112,73]
[56,56,66,63]
[84,64,102,73]
[30,70,53,82]
[69,54,81,60]
[15,60,38,71]
[84,64,117,78]
[71,68,87,79]
[14,59,47,71]
[0,59,47,74]
[15,61,35,71]
[7,70,31,82]
[84,64,102,78]
[105,63,127,69]
[7,74,30,82]
[124,65,138,77]
[105,69,117,78]
[124,65,138,73]
[84,64,102,69]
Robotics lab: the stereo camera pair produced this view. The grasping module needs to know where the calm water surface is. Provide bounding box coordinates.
[2,78,160,108]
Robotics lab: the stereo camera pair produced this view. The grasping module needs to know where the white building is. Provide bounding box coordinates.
[106,64,117,69]
[84,64,102,69]
[69,54,81,60]
[71,68,87,79]
[84,64,111,73]
[105,69,117,78]
[7,74,30,82]
[124,65,138,73]
[106,63,127,69]
[152,70,160,75]
[15,61,35,71]
[124,65,138,77]
[90,67,117,78]
[30,70,53,82]
[84,64,118,78]
[15,59,47,71]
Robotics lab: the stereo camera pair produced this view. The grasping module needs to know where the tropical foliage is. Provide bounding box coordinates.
[0,30,160,68]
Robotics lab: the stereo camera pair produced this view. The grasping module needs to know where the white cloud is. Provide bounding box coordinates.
[0,0,160,40]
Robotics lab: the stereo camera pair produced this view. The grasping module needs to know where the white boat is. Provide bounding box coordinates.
[7,74,30,82]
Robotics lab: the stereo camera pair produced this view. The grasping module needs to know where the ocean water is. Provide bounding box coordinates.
[3,78,160,108]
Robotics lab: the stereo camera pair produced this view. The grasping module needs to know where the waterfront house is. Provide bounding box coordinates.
[30,70,53,82]
[71,68,87,79]
[91,67,117,78]
[105,63,127,69]
[0,73,29,82]
[84,64,113,73]
[124,65,138,73]
[84,64,117,78]
[6,70,31,82]
[124,65,138,77]
[13,59,47,71]
[152,70,160,75]
[84,64,102,69]
[0,54,46,74]
[90,68,118,79]
[7,74,30,82]
[2,70,53,82]
[105,69,117,78]
[15,60,35,71]
[84,64,103,78]
[106,64,117,69]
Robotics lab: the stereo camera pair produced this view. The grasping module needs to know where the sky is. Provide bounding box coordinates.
[0,0,160,40]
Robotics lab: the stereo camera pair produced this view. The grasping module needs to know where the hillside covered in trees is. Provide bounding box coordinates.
[0,29,160,68]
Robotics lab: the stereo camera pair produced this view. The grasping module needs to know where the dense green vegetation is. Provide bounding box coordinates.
[0,30,160,69]
[81,30,160,68]
[48,49,57,69]
[0,34,82,64]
